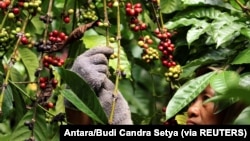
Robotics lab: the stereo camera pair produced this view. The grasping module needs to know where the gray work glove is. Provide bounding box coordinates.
[65,46,133,125]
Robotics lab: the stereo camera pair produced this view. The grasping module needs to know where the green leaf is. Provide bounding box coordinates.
[18,47,39,81]
[240,27,250,39]
[166,71,216,120]
[119,79,153,116]
[231,48,250,64]
[10,108,49,141]
[180,48,231,79]
[53,67,108,124]
[30,16,45,35]
[182,0,228,7]
[8,81,27,126]
[239,73,250,91]
[160,0,183,14]
[208,72,250,109]
[186,21,209,46]
[229,0,245,10]
[46,122,60,141]
[0,120,11,140]
[12,61,26,79]
[210,21,242,48]
[0,85,14,121]
[210,71,240,95]
[166,18,201,29]
[60,89,106,124]
[234,106,250,125]
[173,7,223,20]
[83,35,106,48]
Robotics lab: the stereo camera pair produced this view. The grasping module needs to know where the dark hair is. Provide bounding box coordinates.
[194,64,248,124]
[220,102,248,124]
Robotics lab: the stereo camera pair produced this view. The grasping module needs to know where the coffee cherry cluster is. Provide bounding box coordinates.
[0,27,26,51]
[77,2,98,24]
[42,55,65,68]
[34,30,67,52]
[20,33,32,45]
[34,39,55,52]
[153,27,183,82]
[141,47,159,63]
[8,7,21,19]
[0,0,10,10]
[39,76,58,90]
[164,64,182,81]
[16,0,42,16]
[125,2,143,17]
[48,30,67,43]
[0,28,12,49]
[137,35,154,49]
[125,2,147,32]
[37,75,59,110]
[137,35,159,63]
[154,28,177,68]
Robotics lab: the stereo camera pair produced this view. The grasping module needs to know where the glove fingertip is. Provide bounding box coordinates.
[85,46,114,57]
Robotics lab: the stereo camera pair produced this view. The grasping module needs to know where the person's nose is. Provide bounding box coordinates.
[187,99,202,118]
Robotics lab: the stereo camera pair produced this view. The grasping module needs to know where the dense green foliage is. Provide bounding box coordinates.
[0,0,250,140]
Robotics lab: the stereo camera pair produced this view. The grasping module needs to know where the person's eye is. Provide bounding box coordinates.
[202,95,210,101]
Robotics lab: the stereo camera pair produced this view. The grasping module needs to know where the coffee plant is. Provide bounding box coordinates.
[0,0,250,140]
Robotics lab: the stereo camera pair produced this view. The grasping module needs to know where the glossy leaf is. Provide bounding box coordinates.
[166,71,216,120]
[10,108,49,141]
[173,7,222,20]
[60,89,106,124]
[234,106,250,124]
[182,0,228,7]
[175,112,188,125]
[160,0,183,14]
[53,67,108,124]
[239,73,250,91]
[186,21,209,46]
[0,120,11,140]
[208,72,250,108]
[0,85,13,121]
[166,18,201,29]
[83,35,106,49]
[240,27,250,39]
[210,71,240,95]
[18,47,39,81]
[8,81,27,126]
[209,18,242,48]
[231,48,250,64]
[180,48,231,79]
[12,61,26,80]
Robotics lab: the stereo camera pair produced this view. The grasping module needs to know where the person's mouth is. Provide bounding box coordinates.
[186,120,197,125]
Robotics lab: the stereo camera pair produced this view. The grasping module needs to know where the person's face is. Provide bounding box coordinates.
[186,85,223,125]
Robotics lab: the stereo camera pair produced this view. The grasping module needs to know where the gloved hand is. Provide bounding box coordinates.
[98,78,133,124]
[70,46,114,92]
[65,46,133,125]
